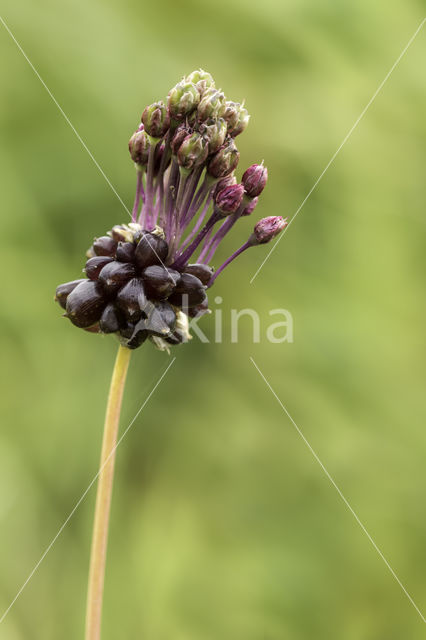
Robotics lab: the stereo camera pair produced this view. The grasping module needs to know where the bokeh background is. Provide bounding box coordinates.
[0,0,425,638]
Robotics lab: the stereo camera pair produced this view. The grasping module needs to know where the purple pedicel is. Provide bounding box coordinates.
[207,241,252,286]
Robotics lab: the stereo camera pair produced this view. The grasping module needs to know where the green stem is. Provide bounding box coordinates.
[85,344,132,640]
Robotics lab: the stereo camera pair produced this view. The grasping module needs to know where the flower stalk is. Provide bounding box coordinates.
[85,344,132,640]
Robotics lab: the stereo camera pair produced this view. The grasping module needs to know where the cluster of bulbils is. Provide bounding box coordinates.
[55,69,288,350]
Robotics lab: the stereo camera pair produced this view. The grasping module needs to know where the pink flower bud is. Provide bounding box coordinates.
[242,163,268,197]
[241,196,258,217]
[215,183,245,215]
[252,216,288,244]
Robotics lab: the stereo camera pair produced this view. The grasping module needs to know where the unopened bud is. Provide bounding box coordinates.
[170,124,190,155]
[177,133,209,171]
[215,183,245,215]
[200,118,227,153]
[229,104,250,137]
[142,101,170,139]
[213,174,237,197]
[168,81,200,120]
[207,139,240,178]
[250,216,288,245]
[242,163,268,197]
[128,129,150,166]
[222,101,240,131]
[186,69,215,94]
[197,88,225,122]
[241,196,258,216]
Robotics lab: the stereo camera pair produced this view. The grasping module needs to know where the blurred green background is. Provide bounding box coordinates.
[0,0,425,638]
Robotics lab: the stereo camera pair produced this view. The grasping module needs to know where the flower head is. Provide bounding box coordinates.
[55,70,287,350]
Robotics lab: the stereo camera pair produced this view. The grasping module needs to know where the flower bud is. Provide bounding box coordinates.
[141,101,170,139]
[177,133,208,171]
[168,81,200,120]
[215,183,245,215]
[170,124,190,155]
[186,69,215,94]
[242,163,268,197]
[197,88,225,122]
[213,174,237,197]
[128,129,150,166]
[229,104,250,137]
[222,101,240,131]
[241,196,258,217]
[251,216,288,245]
[199,118,227,153]
[207,139,240,178]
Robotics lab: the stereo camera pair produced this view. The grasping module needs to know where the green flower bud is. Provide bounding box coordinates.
[230,104,250,137]
[142,101,170,139]
[197,88,226,122]
[128,128,150,166]
[222,101,240,131]
[168,81,200,120]
[207,139,240,178]
[177,133,209,171]
[186,69,215,94]
[199,118,227,153]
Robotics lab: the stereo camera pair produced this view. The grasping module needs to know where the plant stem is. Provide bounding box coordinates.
[85,344,132,640]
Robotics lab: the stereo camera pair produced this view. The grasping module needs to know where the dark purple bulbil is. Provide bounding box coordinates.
[55,69,287,350]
